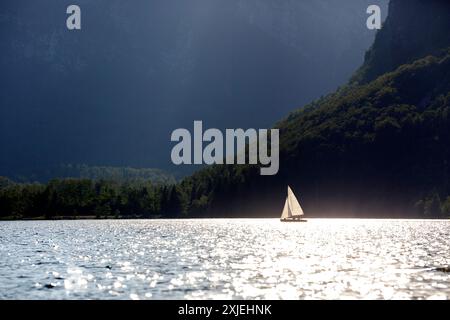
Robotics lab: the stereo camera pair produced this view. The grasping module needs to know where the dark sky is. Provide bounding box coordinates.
[0,0,388,176]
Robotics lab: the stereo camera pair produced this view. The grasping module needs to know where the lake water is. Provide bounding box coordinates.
[0,219,449,300]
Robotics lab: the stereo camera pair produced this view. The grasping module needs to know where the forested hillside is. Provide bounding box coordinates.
[1,0,449,219]
[180,50,450,218]
[177,0,450,218]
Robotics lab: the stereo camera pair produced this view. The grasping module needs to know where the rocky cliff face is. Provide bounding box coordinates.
[353,0,450,84]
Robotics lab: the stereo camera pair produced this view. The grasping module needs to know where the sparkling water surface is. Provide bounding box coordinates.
[0,219,449,300]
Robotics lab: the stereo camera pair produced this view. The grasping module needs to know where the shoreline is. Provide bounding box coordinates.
[0,216,448,222]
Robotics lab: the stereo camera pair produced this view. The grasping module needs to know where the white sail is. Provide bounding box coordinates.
[287,186,304,217]
[281,197,290,219]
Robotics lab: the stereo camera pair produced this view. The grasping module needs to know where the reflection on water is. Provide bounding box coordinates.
[0,219,449,299]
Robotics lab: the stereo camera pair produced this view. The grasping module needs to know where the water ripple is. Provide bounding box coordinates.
[0,219,449,299]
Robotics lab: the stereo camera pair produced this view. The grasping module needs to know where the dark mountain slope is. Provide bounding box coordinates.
[2,0,449,219]
[179,0,450,218]
[353,0,450,84]
[2,47,449,219]
[0,0,387,176]
[181,50,450,218]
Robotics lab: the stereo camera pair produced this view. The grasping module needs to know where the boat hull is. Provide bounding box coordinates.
[280,218,307,222]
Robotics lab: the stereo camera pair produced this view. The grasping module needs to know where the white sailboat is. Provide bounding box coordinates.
[280,186,307,222]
